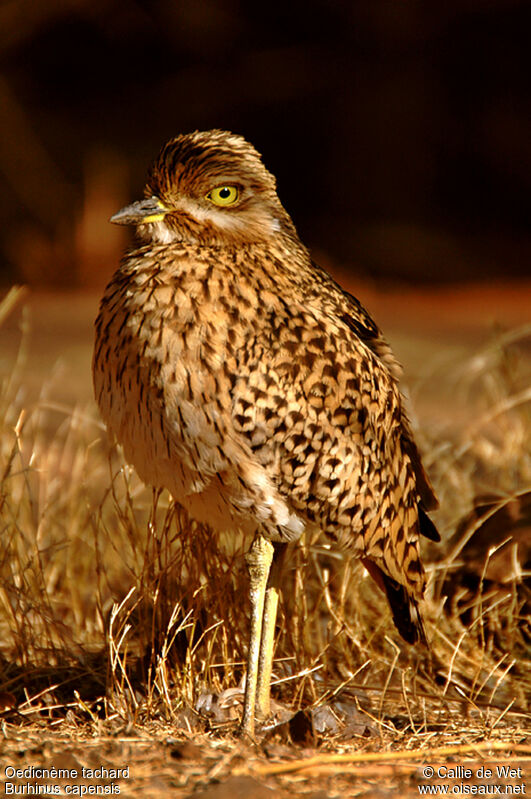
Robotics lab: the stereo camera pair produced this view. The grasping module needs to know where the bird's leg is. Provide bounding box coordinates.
[241,534,274,739]
[256,542,287,722]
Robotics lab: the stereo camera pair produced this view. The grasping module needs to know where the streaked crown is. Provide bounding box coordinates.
[111,129,297,246]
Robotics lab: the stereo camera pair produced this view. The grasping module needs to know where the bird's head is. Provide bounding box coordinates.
[110,130,296,246]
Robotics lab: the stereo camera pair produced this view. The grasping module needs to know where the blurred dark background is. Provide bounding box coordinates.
[1,0,530,288]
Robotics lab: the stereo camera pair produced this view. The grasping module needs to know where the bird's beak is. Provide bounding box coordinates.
[110,196,169,225]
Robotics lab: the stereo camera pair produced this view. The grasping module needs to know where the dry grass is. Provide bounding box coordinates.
[0,285,529,794]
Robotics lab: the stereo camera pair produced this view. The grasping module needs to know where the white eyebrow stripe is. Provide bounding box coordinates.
[185,203,240,226]
[179,198,254,233]
[143,194,280,243]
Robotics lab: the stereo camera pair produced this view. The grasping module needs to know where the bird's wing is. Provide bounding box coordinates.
[309,261,439,520]
[309,260,403,381]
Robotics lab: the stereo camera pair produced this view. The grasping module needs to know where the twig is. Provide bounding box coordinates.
[243,740,531,777]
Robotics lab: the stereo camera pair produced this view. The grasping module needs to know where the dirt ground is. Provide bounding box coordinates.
[0,279,530,797]
[0,722,529,798]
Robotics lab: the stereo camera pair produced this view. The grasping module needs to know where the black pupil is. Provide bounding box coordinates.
[219,187,231,198]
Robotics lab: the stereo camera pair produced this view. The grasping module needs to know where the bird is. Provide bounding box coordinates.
[93,129,440,738]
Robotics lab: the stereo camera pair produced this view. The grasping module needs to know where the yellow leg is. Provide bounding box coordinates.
[241,534,274,739]
[255,542,286,721]
[255,582,280,721]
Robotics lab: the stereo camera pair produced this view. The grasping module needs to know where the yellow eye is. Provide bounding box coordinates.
[206,185,240,207]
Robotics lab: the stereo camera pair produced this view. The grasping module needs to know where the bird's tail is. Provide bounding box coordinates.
[361,557,427,645]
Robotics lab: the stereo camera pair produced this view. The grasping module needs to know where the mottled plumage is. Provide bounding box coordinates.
[93,129,439,734]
